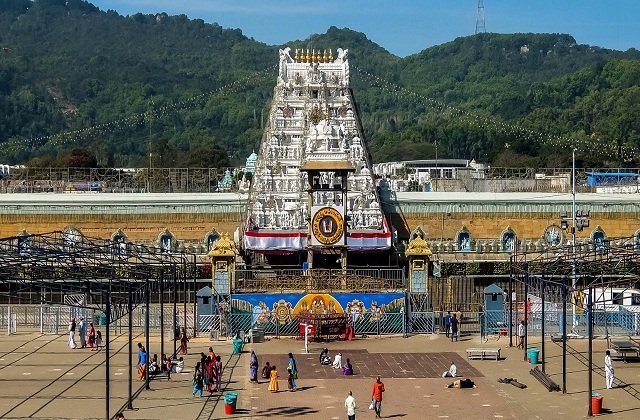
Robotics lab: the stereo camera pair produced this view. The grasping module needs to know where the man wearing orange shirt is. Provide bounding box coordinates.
[371,376,385,418]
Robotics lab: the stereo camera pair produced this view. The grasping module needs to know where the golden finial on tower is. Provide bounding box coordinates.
[314,49,320,63]
[328,48,334,62]
[312,49,316,63]
[294,48,299,62]
[322,49,328,63]
[305,49,310,63]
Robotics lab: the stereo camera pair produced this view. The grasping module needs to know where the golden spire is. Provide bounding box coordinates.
[322,49,328,63]
[305,49,310,63]
[328,48,334,62]
[315,49,320,63]
[294,48,299,62]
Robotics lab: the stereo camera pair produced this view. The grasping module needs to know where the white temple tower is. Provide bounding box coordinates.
[243,48,390,266]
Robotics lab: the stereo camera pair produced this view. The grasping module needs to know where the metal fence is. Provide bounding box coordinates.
[472,308,640,342]
[0,304,195,336]
[10,303,635,339]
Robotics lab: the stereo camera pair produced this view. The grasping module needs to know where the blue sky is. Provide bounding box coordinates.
[92,0,639,57]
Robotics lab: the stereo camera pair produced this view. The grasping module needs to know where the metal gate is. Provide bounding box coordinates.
[42,306,63,334]
[63,294,87,321]
[409,311,435,333]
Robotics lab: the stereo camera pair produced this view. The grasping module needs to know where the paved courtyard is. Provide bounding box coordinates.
[1,330,639,419]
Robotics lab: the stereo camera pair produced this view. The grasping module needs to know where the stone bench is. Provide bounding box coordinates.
[466,347,501,360]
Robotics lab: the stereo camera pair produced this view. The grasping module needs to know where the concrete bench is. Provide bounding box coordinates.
[466,347,501,360]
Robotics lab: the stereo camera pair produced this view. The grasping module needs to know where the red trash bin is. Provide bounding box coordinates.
[224,403,236,415]
[591,396,603,415]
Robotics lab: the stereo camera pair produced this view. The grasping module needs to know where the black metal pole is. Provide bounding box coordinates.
[127,284,133,410]
[193,256,197,338]
[183,262,187,339]
[524,266,529,361]
[105,290,111,420]
[588,287,593,417]
[160,272,164,362]
[173,267,177,358]
[541,276,546,373]
[145,280,150,390]
[508,259,513,348]
[562,282,567,394]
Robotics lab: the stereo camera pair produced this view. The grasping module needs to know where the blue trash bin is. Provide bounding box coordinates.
[527,348,540,365]
[232,338,243,354]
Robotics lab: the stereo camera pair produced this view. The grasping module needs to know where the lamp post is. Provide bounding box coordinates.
[434,140,439,191]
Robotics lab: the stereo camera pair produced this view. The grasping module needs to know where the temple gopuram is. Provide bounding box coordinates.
[243,47,390,268]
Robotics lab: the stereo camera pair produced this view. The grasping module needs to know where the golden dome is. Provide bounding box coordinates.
[207,233,238,257]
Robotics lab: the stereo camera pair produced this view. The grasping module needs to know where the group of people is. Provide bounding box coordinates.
[443,310,463,341]
[192,347,223,397]
[67,317,102,350]
[319,348,354,375]
[253,351,299,392]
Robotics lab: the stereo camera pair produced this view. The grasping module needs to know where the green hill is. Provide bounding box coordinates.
[1,0,639,167]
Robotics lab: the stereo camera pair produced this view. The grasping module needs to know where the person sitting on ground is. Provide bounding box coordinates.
[261,361,272,380]
[332,352,343,369]
[445,378,475,389]
[174,357,184,374]
[442,361,457,378]
[320,348,331,365]
[343,358,353,376]
[161,353,169,372]
[149,354,161,376]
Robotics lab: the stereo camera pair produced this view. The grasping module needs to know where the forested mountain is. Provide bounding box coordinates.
[1,0,639,168]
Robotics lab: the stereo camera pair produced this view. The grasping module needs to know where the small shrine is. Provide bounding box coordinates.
[405,227,432,294]
[207,233,238,295]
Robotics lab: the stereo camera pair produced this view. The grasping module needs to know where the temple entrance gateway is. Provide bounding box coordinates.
[242,46,391,268]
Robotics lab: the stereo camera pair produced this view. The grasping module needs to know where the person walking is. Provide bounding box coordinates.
[213,355,223,392]
[88,322,96,349]
[192,371,204,398]
[517,320,526,349]
[450,314,458,342]
[455,308,463,339]
[68,318,77,349]
[371,376,385,418]
[137,342,147,381]
[345,390,357,420]
[178,328,189,355]
[444,311,451,338]
[268,365,279,393]
[249,350,259,383]
[288,352,298,391]
[78,317,87,348]
[605,350,615,389]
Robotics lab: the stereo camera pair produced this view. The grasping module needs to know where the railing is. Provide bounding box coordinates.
[234,268,405,292]
[0,167,240,193]
[0,304,194,336]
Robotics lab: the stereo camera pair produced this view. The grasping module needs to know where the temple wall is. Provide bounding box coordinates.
[400,212,639,241]
[1,192,639,246]
[0,213,242,242]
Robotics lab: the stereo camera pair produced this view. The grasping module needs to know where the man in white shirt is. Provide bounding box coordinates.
[442,361,457,378]
[344,390,356,420]
[174,357,184,374]
[517,320,526,349]
[604,350,615,389]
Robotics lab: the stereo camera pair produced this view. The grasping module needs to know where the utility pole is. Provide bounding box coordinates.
[560,149,589,331]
